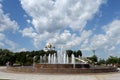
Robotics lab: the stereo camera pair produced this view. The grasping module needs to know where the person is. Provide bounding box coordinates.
[6,61,10,67]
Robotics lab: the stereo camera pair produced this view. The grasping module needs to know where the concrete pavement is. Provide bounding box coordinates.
[0,67,120,80]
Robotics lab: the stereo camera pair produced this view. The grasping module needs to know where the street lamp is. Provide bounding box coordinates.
[92,50,96,55]
[33,56,36,68]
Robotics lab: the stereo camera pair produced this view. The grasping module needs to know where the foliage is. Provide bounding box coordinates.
[118,58,120,65]
[0,49,15,65]
[98,59,106,64]
[87,55,98,63]
[66,50,82,57]
[76,50,82,57]
[106,56,119,64]
[66,50,73,57]
[0,48,120,67]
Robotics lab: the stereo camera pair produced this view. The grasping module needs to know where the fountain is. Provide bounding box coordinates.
[35,43,90,69]
[7,43,118,74]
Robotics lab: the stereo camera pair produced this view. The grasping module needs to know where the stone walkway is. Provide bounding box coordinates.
[0,67,120,80]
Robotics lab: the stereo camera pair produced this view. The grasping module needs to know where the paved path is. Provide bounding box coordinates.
[0,67,120,80]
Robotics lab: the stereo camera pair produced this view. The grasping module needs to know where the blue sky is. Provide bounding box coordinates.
[0,0,120,58]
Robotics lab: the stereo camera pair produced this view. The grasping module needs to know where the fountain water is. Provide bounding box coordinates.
[71,54,75,64]
[38,44,90,69]
[39,51,78,64]
[75,57,87,64]
[45,50,70,64]
[8,44,117,74]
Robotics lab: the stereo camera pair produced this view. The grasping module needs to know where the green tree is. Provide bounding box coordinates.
[88,55,98,63]
[118,58,120,65]
[106,56,118,64]
[98,59,106,64]
[76,50,82,57]
[0,49,15,65]
[15,52,28,65]
[66,50,73,57]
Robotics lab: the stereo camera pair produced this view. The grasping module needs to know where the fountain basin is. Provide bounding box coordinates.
[35,63,90,68]
[7,65,118,74]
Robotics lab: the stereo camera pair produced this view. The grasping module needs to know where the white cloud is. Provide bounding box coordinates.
[17,48,28,52]
[0,3,18,50]
[5,39,17,50]
[21,26,92,49]
[20,0,104,33]
[20,27,37,38]
[0,33,5,47]
[0,33,17,50]
[48,30,74,45]
[26,19,31,23]
[21,27,52,48]
[0,42,4,46]
[0,4,18,32]
[33,31,51,48]
[0,32,5,40]
[90,20,120,54]
[66,30,92,47]
[20,0,104,49]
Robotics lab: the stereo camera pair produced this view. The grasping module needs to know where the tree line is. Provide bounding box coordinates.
[87,55,120,67]
[0,48,120,67]
[0,49,82,66]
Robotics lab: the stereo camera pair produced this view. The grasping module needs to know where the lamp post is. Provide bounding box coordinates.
[92,50,96,67]
[26,54,28,65]
[33,56,36,68]
[92,50,96,55]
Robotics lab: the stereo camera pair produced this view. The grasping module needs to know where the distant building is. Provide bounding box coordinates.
[44,43,55,52]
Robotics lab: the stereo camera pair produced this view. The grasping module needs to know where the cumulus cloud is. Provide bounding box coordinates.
[90,20,120,54]
[30,31,52,48]
[17,48,28,52]
[0,3,18,50]
[0,4,18,32]
[21,0,102,32]
[20,0,104,33]
[20,0,104,48]
[0,33,17,50]
[20,27,37,38]
[48,30,73,45]
[21,27,52,48]
[66,30,92,47]
[0,33,5,47]
[21,26,92,49]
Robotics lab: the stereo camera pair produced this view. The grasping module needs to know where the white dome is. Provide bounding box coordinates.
[46,43,54,48]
